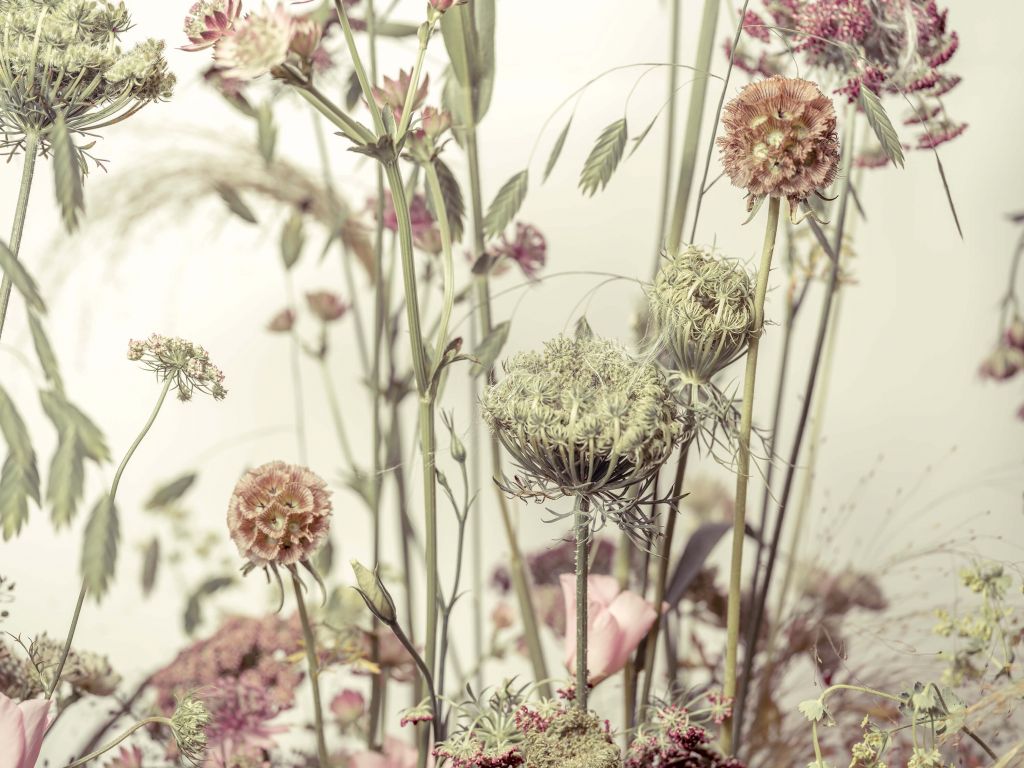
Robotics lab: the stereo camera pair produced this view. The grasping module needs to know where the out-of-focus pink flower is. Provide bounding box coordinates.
[330,689,365,726]
[376,193,442,255]
[559,574,658,685]
[214,3,294,80]
[428,0,467,13]
[980,346,1024,381]
[491,601,515,631]
[1006,316,1024,350]
[485,222,547,279]
[419,107,450,140]
[372,70,429,123]
[355,629,417,683]
[102,745,143,768]
[349,737,421,768]
[266,307,295,332]
[288,17,322,60]
[0,693,50,768]
[305,291,349,322]
[182,0,243,52]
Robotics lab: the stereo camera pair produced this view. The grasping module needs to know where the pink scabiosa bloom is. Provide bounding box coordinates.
[0,693,50,768]
[214,3,294,80]
[718,75,840,213]
[485,223,547,279]
[372,70,430,123]
[349,737,420,768]
[559,574,658,685]
[305,291,349,322]
[182,0,243,51]
[227,461,332,571]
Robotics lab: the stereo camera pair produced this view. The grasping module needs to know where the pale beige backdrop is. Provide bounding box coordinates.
[0,0,1021,758]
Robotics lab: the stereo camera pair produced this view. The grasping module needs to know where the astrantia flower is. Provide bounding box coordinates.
[266,308,295,333]
[214,3,294,80]
[0,0,174,151]
[127,334,227,401]
[372,69,430,123]
[227,461,332,570]
[183,0,243,51]
[718,76,840,212]
[481,325,681,543]
[486,223,548,279]
[649,246,756,384]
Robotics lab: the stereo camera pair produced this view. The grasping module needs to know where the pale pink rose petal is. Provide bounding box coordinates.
[17,699,51,768]
[586,610,627,683]
[587,574,621,608]
[0,693,27,768]
[606,590,659,667]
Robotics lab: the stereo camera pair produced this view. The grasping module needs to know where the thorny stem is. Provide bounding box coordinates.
[574,497,591,710]
[733,107,858,750]
[48,378,173,700]
[720,194,780,755]
[0,131,39,342]
[292,569,329,768]
[65,717,170,768]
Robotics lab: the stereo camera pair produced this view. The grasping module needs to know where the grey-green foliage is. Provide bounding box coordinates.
[0,384,39,539]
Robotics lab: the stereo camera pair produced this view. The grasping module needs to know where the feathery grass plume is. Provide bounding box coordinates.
[127,335,227,402]
[481,323,682,544]
[717,76,840,214]
[0,0,174,154]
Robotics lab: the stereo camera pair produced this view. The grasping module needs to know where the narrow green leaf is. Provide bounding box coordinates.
[474,0,496,121]
[1,455,39,540]
[27,311,62,394]
[375,20,419,37]
[543,116,573,182]
[858,87,905,169]
[344,71,362,112]
[0,384,33,461]
[280,211,305,270]
[0,240,46,315]
[215,184,258,224]
[145,471,197,510]
[471,320,510,376]
[39,391,109,463]
[51,113,85,233]
[47,424,84,529]
[183,575,234,634]
[483,170,528,238]
[932,150,963,238]
[629,112,660,158]
[440,10,472,86]
[431,158,465,244]
[141,537,159,597]
[82,494,119,600]
[579,118,628,197]
[256,102,277,166]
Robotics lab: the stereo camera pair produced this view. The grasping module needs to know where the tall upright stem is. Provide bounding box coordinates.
[653,0,681,261]
[574,497,591,710]
[720,195,780,754]
[0,132,40,342]
[292,570,329,768]
[48,378,173,699]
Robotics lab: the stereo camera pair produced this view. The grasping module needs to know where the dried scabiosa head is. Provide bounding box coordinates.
[481,323,681,544]
[227,461,332,577]
[128,335,227,401]
[718,76,840,214]
[0,0,174,153]
[649,246,757,385]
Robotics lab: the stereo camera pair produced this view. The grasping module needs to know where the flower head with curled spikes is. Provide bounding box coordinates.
[718,76,840,215]
[170,693,212,764]
[127,335,227,401]
[481,322,682,545]
[182,0,243,51]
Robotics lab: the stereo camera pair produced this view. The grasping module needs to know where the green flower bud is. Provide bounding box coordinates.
[351,560,398,625]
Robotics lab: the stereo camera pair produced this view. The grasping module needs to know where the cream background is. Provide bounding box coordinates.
[0,0,1021,758]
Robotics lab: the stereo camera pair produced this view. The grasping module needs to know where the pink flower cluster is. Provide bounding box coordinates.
[625,714,745,768]
[376,193,442,254]
[980,315,1024,420]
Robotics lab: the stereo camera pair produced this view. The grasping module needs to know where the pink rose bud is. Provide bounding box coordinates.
[266,307,295,332]
[331,689,366,726]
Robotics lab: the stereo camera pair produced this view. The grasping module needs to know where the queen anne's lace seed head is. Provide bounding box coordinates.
[0,0,174,151]
[227,461,332,569]
[649,246,757,384]
[481,328,681,542]
[170,694,212,764]
[718,76,840,212]
[127,334,227,401]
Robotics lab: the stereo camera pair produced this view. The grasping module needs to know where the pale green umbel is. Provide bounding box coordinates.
[648,245,757,386]
[0,0,175,152]
[481,323,682,543]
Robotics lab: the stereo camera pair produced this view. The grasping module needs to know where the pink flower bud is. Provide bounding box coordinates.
[491,600,515,630]
[428,0,468,13]
[420,106,451,140]
[980,346,1024,381]
[305,291,349,322]
[330,689,365,726]
[266,307,295,332]
[1006,316,1024,350]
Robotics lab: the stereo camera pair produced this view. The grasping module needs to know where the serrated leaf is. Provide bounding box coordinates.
[27,311,62,393]
[431,158,465,244]
[543,116,572,182]
[256,101,277,166]
[145,472,197,510]
[39,391,109,463]
[0,239,46,315]
[82,494,119,600]
[215,184,258,224]
[483,170,528,238]
[47,424,84,529]
[280,211,305,270]
[141,537,159,597]
[1,455,39,540]
[183,575,234,634]
[471,320,510,376]
[859,87,905,169]
[579,118,628,197]
[51,113,85,233]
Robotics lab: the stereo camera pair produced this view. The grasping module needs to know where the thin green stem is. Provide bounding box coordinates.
[334,0,387,138]
[391,622,440,741]
[318,358,356,470]
[652,0,681,263]
[0,132,39,342]
[292,569,329,768]
[417,395,439,678]
[720,195,780,755]
[48,378,173,700]
[424,160,455,366]
[395,18,435,138]
[574,497,591,710]
[66,717,169,768]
